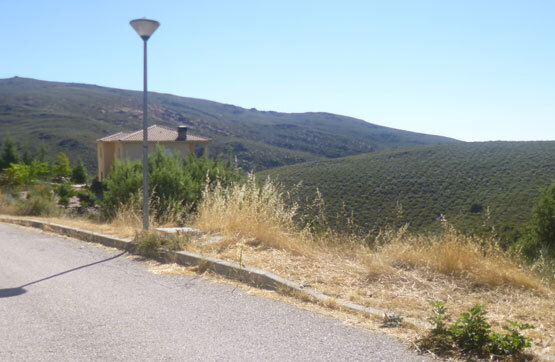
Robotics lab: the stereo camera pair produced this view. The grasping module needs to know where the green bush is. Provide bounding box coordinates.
[30,160,50,181]
[421,301,534,357]
[102,147,242,224]
[55,182,75,207]
[0,163,34,186]
[90,177,106,200]
[16,185,61,217]
[52,152,71,179]
[516,180,555,260]
[0,134,20,171]
[101,159,142,220]
[71,158,88,184]
[76,190,97,208]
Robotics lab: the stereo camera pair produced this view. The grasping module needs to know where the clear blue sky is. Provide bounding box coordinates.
[2,0,554,141]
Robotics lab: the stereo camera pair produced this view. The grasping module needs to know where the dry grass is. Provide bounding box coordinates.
[195,174,311,255]
[190,176,554,356]
[0,192,18,215]
[372,226,544,291]
[2,178,553,356]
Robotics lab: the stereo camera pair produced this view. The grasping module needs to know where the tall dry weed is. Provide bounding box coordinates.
[109,192,184,234]
[371,225,543,291]
[194,173,544,290]
[195,174,309,254]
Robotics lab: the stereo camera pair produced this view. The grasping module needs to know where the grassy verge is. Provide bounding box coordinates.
[2,178,553,358]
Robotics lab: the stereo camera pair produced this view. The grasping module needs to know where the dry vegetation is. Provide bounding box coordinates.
[1,177,553,357]
[191,176,554,356]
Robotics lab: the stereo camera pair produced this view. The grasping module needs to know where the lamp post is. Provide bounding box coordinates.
[130,18,160,230]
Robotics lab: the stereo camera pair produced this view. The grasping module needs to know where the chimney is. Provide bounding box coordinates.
[177,125,188,141]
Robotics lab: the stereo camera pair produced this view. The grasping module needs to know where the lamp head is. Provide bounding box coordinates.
[130,18,160,40]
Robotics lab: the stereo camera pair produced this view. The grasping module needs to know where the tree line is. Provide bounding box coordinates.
[0,134,88,186]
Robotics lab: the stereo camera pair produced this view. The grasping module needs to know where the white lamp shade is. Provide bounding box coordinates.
[130,18,160,39]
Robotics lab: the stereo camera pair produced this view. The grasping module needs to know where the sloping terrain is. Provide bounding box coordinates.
[0,76,456,171]
[259,141,555,237]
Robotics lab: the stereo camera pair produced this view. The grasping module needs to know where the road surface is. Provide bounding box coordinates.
[0,222,428,361]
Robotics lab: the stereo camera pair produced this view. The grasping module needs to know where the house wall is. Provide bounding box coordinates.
[97,142,116,181]
[98,141,209,180]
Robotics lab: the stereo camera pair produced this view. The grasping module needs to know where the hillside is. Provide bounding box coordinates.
[259,141,555,238]
[0,76,456,171]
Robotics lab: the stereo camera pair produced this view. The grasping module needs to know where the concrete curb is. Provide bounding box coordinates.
[3,216,553,360]
[0,216,393,320]
[4,216,555,361]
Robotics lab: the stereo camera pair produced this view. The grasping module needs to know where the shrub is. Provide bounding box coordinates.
[77,190,97,208]
[102,147,241,224]
[421,301,534,357]
[52,152,71,179]
[16,196,61,217]
[0,163,33,186]
[55,182,75,207]
[90,177,106,200]
[102,159,142,220]
[71,158,88,184]
[516,180,555,260]
[15,185,61,217]
[0,187,21,214]
[29,160,50,181]
[0,134,20,171]
[135,230,190,257]
[469,203,483,213]
[194,174,305,253]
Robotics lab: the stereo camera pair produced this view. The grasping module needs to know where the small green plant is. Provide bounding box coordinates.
[488,320,535,356]
[421,301,534,357]
[450,304,491,352]
[382,312,403,328]
[136,231,190,257]
[428,300,450,335]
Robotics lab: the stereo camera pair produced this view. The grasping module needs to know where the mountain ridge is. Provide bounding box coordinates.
[0,76,457,171]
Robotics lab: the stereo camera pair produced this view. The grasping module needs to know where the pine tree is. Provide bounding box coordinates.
[22,149,33,165]
[38,143,47,162]
[0,134,20,171]
[71,158,88,184]
[52,152,71,179]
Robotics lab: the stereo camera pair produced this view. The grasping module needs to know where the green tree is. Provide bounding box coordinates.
[0,134,20,171]
[37,143,47,163]
[71,158,88,184]
[30,160,50,180]
[517,180,555,259]
[52,152,71,179]
[0,163,33,186]
[21,149,33,165]
[55,182,76,207]
[102,146,242,223]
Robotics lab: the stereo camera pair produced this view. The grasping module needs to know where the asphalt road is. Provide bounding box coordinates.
[0,222,428,361]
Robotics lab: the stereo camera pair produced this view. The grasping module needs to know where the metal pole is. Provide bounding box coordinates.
[142,38,149,230]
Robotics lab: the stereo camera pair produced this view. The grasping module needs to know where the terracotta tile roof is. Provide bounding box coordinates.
[97,125,211,142]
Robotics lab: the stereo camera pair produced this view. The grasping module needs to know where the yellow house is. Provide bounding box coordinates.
[97,125,211,181]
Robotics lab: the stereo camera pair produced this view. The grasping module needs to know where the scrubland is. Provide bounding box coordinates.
[1,175,553,359]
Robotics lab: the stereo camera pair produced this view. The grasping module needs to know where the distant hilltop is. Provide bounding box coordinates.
[0,76,457,172]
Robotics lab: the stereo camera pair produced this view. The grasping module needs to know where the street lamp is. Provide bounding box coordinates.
[130,18,160,230]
